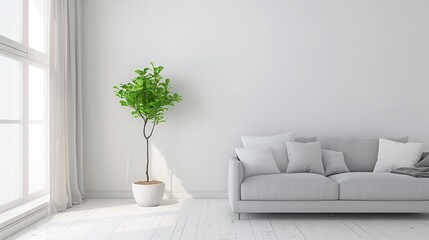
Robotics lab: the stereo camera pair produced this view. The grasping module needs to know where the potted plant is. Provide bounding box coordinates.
[114,63,182,207]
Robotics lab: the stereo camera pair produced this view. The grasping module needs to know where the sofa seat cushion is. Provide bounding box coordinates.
[241,173,339,200]
[329,172,429,200]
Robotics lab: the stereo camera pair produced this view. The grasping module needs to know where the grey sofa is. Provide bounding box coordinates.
[228,137,429,219]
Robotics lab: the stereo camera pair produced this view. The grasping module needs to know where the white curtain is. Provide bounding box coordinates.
[49,0,84,213]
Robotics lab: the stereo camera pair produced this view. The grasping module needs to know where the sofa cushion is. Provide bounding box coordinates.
[235,147,280,178]
[322,150,350,176]
[241,132,295,172]
[286,142,324,175]
[329,172,429,200]
[324,137,408,172]
[296,136,317,143]
[374,139,424,172]
[241,173,338,200]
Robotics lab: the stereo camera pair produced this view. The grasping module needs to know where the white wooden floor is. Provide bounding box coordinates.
[7,199,429,240]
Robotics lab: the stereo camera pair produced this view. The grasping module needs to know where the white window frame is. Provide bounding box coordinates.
[0,0,50,214]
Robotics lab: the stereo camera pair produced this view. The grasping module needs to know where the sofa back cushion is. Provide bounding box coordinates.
[324,137,408,172]
[295,136,317,143]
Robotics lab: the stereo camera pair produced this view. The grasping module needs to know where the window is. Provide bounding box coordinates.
[0,0,20,42]
[0,0,49,213]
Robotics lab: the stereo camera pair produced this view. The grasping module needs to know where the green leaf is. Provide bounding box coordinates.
[113,62,183,126]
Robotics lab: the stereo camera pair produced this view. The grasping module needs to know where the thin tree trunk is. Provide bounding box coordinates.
[145,137,150,182]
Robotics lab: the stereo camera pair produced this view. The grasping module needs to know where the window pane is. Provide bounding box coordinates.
[0,0,20,42]
[0,55,20,120]
[29,65,45,121]
[29,0,46,52]
[29,124,45,194]
[0,124,20,205]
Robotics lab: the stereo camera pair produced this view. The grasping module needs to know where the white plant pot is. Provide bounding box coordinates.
[132,181,165,207]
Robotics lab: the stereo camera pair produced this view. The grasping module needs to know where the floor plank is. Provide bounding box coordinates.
[219,200,231,240]
[248,213,279,240]
[269,214,306,240]
[230,217,255,240]
[203,199,221,240]
[7,200,429,240]
[353,218,405,240]
[168,199,191,240]
[195,199,209,240]
[177,199,204,240]
[151,199,189,240]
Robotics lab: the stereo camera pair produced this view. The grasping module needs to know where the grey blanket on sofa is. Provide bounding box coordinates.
[392,167,429,178]
[391,152,429,177]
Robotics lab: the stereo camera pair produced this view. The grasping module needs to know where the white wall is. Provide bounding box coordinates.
[82,0,429,198]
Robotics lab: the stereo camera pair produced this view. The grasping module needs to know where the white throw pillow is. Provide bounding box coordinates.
[235,147,280,178]
[322,150,350,176]
[241,132,295,172]
[285,141,324,175]
[374,138,424,172]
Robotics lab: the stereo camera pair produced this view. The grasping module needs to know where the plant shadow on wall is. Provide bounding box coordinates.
[114,63,182,207]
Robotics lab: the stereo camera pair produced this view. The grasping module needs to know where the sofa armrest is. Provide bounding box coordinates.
[228,157,244,213]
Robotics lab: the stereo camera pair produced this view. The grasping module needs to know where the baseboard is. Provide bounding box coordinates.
[85,189,227,199]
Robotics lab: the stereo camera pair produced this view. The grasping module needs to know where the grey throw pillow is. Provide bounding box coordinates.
[241,132,295,173]
[285,141,324,175]
[235,147,280,178]
[322,150,350,176]
[416,152,429,167]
